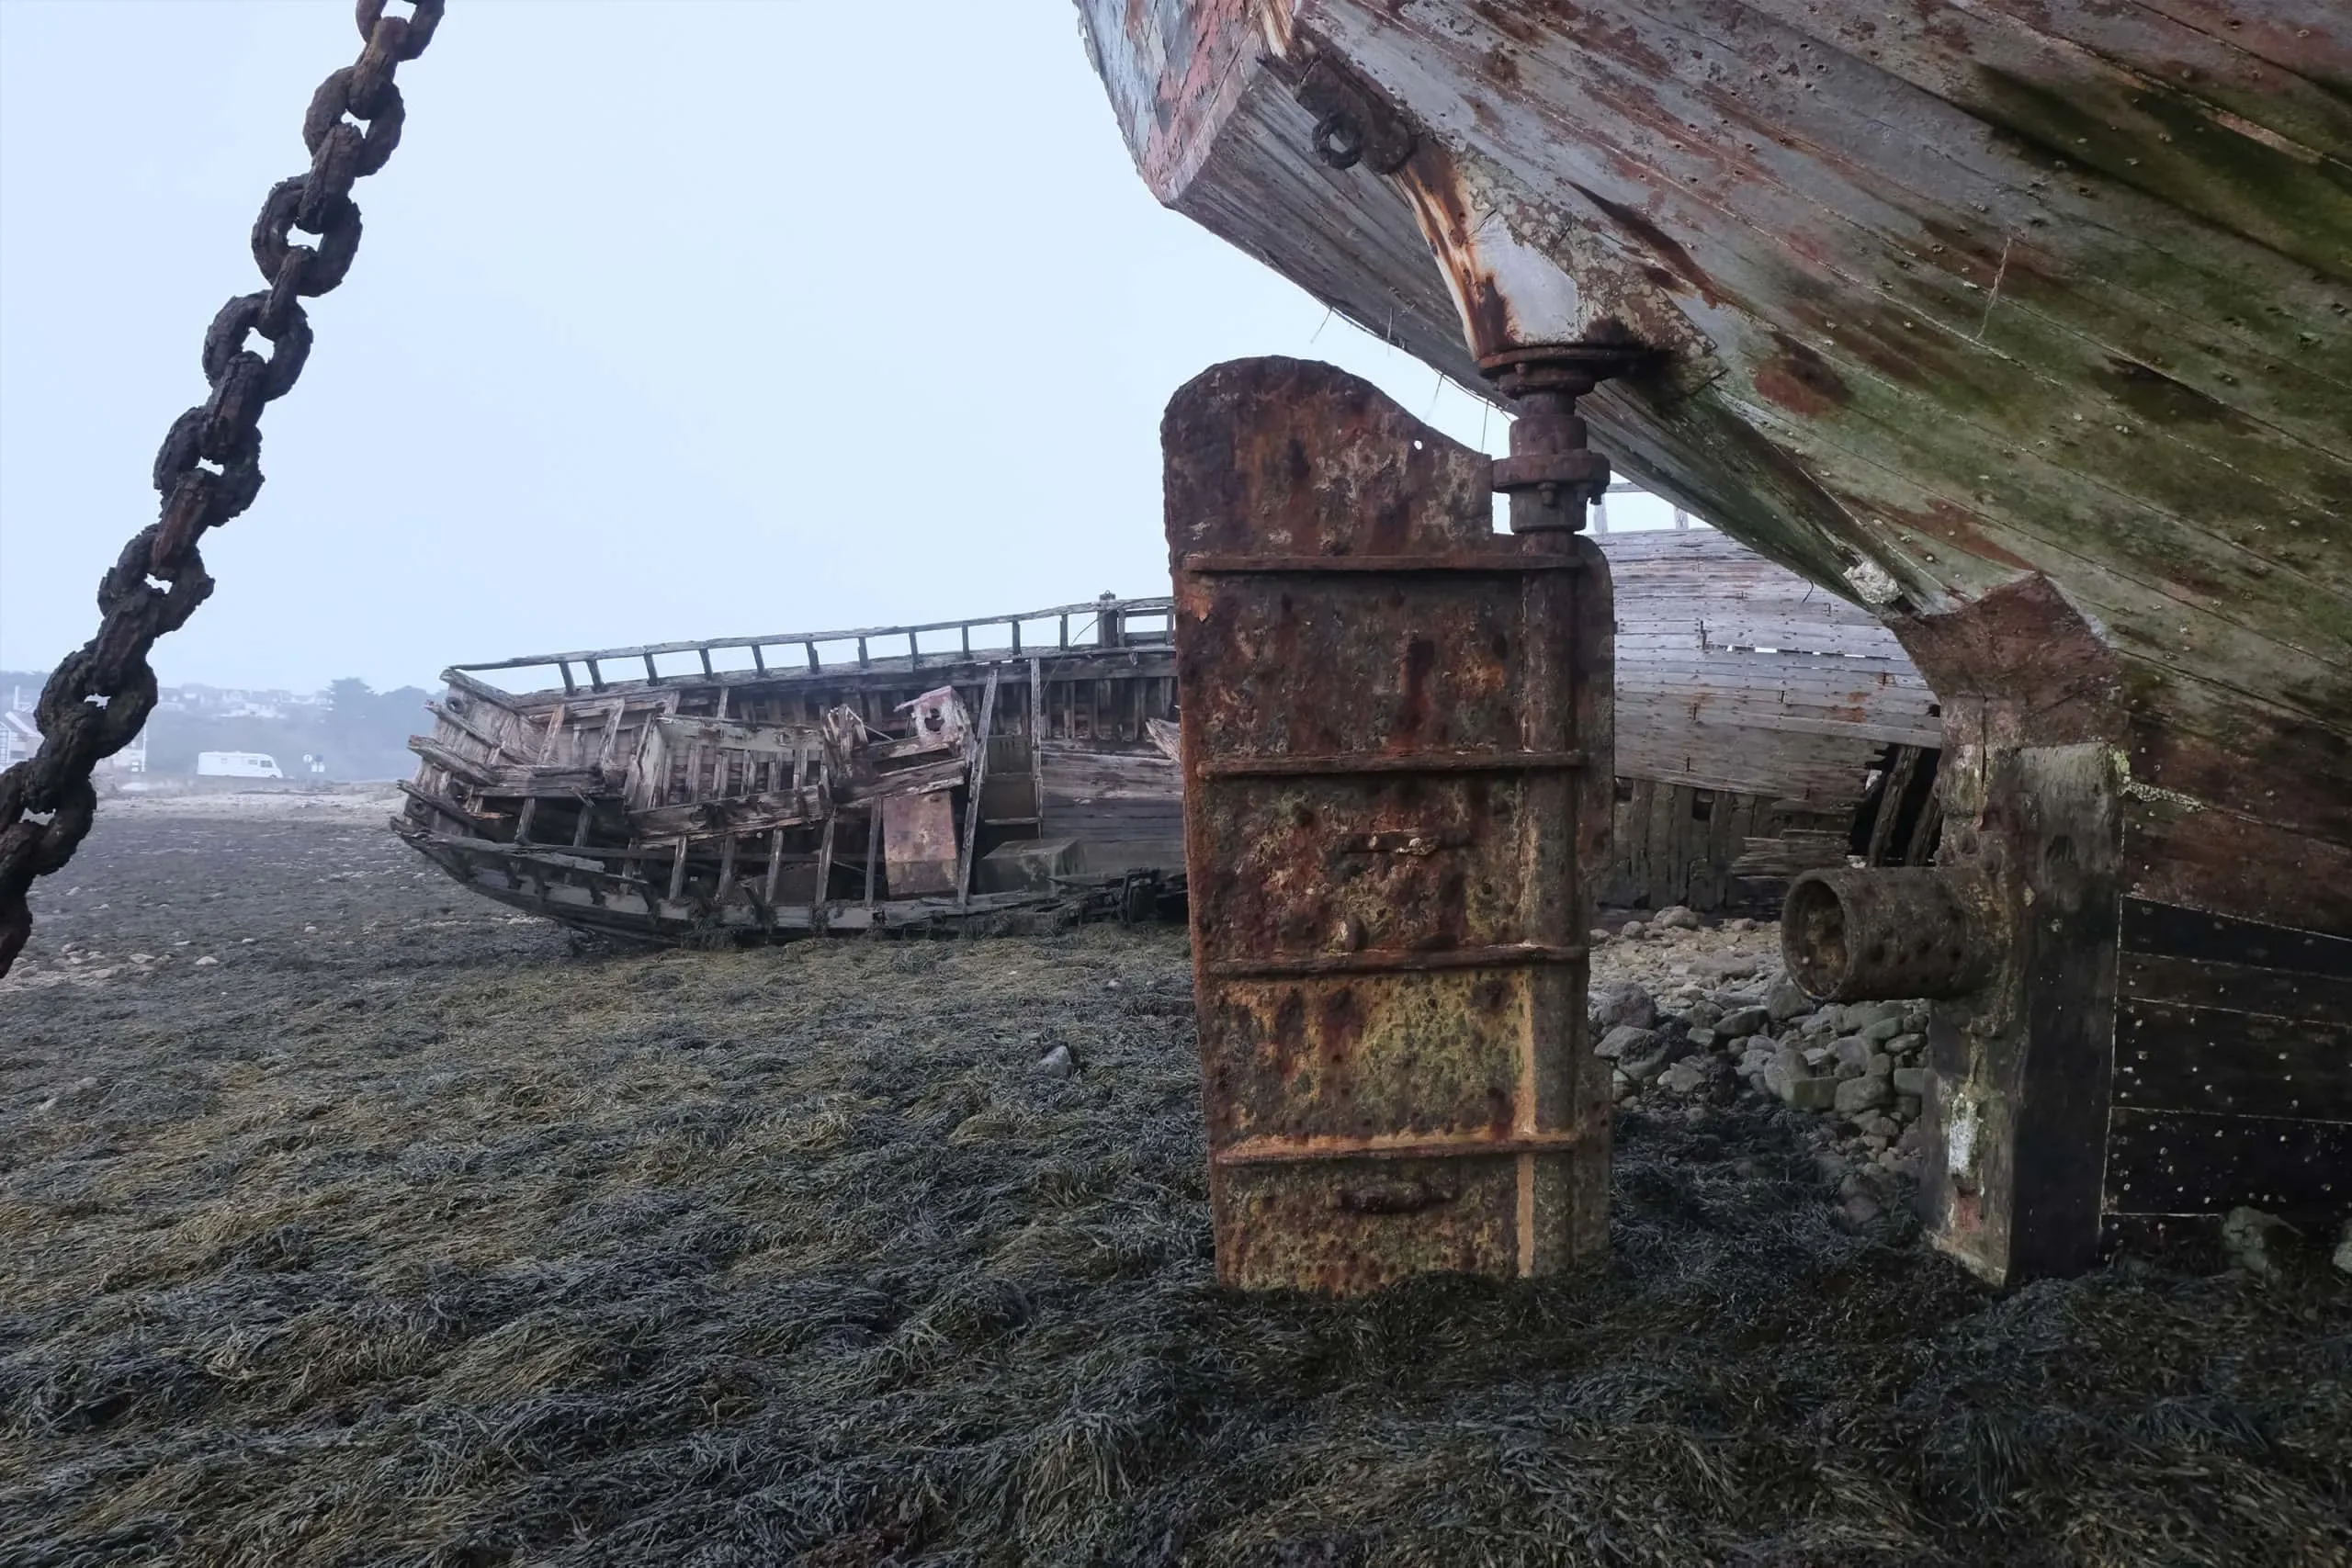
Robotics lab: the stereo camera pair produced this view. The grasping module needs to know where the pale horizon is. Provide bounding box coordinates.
[1,1,1690,696]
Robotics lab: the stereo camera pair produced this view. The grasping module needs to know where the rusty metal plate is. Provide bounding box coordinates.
[1166,356,1615,1293]
[882,790,958,897]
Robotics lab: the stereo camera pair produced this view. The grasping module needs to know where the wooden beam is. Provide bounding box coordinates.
[438,667,527,714]
[810,813,837,921]
[424,698,512,760]
[407,736,497,789]
[396,779,487,836]
[1030,656,1046,830]
[861,807,879,908]
[628,784,828,840]
[1866,746,1922,865]
[442,594,1176,676]
[537,704,568,764]
[957,664,1001,910]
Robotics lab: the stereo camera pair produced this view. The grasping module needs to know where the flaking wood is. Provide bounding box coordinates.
[1084,0,2352,1269]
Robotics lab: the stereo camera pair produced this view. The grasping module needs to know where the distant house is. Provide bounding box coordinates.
[1,700,146,774]
[0,709,33,772]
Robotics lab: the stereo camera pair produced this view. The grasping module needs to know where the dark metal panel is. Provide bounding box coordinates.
[2114,999,2352,1123]
[882,792,958,897]
[2104,1107,2352,1224]
[1166,356,1612,1293]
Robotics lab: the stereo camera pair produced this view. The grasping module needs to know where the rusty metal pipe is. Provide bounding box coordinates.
[1781,867,1986,1001]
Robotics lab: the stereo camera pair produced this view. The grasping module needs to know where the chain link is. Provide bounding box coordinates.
[0,1,444,977]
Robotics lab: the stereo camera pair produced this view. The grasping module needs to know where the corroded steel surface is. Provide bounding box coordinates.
[1782,866,1986,1001]
[881,791,958,897]
[1166,356,1613,1292]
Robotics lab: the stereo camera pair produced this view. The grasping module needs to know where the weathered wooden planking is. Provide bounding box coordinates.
[402,614,1192,944]
[2098,808,2352,1234]
[2121,897,2352,982]
[399,825,1111,937]
[1615,716,1883,803]
[2118,951,2352,1026]
[1078,0,2352,935]
[405,529,1944,933]
[2126,798,2352,937]
[628,784,828,842]
[1037,742,1184,818]
[1603,533,1937,801]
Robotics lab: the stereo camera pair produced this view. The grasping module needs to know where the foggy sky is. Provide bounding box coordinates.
[1,1,1683,694]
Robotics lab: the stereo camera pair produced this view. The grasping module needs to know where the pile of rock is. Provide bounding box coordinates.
[1590,953,1933,1186]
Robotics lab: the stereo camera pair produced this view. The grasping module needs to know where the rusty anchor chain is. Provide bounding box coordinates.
[0,0,444,977]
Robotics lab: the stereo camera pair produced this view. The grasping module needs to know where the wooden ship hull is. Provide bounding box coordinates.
[398,537,1936,942]
[1599,526,1940,907]
[1080,0,2350,1280]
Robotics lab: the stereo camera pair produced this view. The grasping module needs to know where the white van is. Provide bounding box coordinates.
[196,750,284,779]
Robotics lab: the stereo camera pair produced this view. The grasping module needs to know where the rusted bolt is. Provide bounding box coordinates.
[1782,866,1988,1000]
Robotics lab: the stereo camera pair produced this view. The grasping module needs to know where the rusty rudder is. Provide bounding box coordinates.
[1166,356,1613,1293]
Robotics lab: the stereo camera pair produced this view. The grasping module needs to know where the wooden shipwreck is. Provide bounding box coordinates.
[398,535,1938,943]
[1083,0,2350,1286]
[1600,526,1940,907]
[396,596,1188,942]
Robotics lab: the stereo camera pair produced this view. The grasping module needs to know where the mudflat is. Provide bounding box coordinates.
[3,795,2346,1566]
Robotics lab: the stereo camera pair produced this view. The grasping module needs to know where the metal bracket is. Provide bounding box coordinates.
[1291,55,1417,174]
[1481,344,1648,532]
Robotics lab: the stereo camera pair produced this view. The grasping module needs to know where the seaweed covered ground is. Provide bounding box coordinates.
[3,794,2348,1567]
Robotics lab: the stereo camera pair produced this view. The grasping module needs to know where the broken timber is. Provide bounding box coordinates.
[399,541,1939,949]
